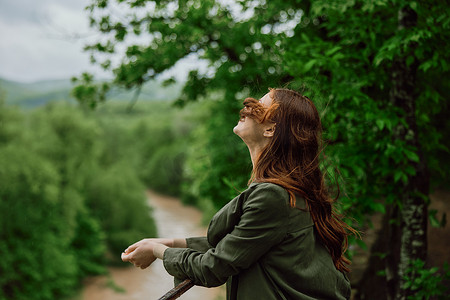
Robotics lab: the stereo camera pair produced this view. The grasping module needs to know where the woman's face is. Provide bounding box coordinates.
[233,92,273,147]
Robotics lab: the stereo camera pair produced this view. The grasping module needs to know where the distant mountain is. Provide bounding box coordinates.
[107,79,184,103]
[0,77,183,108]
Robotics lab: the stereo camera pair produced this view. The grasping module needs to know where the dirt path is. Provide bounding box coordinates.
[81,191,225,300]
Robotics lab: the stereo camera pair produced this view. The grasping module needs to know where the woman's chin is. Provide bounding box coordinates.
[233,125,240,135]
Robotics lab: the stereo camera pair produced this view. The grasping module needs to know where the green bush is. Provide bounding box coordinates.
[181,98,251,210]
[84,162,157,260]
[0,146,79,300]
[142,142,186,196]
[71,206,107,277]
[403,259,450,300]
[0,100,160,298]
[123,101,200,197]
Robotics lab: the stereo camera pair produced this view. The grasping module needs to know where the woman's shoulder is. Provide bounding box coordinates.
[247,182,308,210]
[249,181,287,192]
[246,182,290,203]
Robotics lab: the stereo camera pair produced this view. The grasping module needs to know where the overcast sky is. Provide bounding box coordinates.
[0,0,199,83]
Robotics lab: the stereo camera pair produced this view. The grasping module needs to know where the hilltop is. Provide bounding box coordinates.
[0,77,183,108]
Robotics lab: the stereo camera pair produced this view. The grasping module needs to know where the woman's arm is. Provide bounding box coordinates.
[163,184,290,287]
[121,238,187,268]
[152,237,212,259]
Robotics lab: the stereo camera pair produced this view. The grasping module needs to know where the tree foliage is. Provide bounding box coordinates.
[0,100,158,299]
[78,0,450,298]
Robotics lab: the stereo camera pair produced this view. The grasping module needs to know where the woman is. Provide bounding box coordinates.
[122,88,355,299]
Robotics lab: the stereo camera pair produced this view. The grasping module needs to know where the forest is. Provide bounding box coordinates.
[1,0,450,299]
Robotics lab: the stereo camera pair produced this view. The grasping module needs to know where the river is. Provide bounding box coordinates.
[80,191,226,300]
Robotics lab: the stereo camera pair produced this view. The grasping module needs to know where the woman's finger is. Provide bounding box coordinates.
[121,251,134,262]
[124,243,139,254]
[121,252,127,261]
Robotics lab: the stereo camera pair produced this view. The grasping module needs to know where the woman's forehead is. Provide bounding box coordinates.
[259,93,272,107]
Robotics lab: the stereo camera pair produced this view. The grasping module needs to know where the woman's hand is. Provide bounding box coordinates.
[121,239,159,269]
[121,238,187,269]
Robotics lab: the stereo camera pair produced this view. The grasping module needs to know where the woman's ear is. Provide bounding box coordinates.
[263,123,275,138]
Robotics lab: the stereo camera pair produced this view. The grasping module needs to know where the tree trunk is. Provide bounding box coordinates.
[386,5,430,300]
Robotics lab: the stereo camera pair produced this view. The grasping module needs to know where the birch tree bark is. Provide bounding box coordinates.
[386,6,429,300]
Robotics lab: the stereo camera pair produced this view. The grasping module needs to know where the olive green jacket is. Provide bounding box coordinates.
[163,182,351,299]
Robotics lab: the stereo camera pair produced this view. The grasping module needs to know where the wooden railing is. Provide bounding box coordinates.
[158,279,194,300]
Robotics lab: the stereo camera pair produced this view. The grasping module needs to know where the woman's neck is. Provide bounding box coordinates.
[248,143,267,169]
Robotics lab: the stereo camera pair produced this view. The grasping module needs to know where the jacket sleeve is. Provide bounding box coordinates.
[163,184,290,287]
[186,236,211,253]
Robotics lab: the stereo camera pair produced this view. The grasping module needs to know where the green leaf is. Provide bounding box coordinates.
[372,202,386,213]
[406,55,415,66]
[376,119,385,130]
[404,150,420,163]
[404,165,416,176]
[325,46,342,56]
[401,173,408,184]
[303,60,316,72]
[429,209,440,227]
[374,54,384,66]
[429,210,447,228]
[394,171,403,183]
[419,61,433,72]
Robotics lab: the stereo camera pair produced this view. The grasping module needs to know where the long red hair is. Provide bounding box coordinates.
[240,88,356,273]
